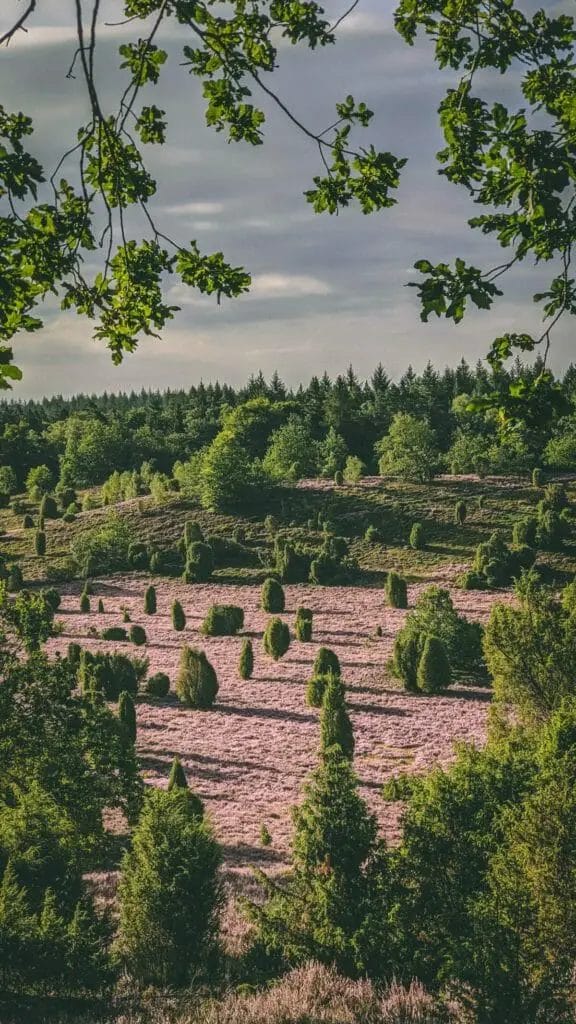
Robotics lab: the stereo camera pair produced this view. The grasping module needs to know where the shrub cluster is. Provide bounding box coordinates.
[146,672,171,698]
[78,650,139,700]
[465,530,535,589]
[261,577,285,613]
[183,541,214,583]
[201,604,244,636]
[393,585,484,690]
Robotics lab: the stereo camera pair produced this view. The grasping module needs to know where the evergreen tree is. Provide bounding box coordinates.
[416,636,451,694]
[118,692,137,744]
[183,541,214,583]
[313,647,340,678]
[248,746,389,977]
[320,676,354,760]
[261,577,285,613]
[172,600,186,631]
[116,788,222,986]
[295,607,313,642]
[97,598,105,613]
[80,590,90,613]
[176,646,219,708]
[144,585,157,614]
[263,617,290,660]
[239,638,254,680]
[386,572,408,609]
[34,530,46,556]
[168,756,188,792]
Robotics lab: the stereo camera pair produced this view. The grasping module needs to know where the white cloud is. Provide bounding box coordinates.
[248,274,332,298]
[159,201,225,216]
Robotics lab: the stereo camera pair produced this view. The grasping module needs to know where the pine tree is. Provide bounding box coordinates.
[119,692,137,744]
[168,756,188,791]
[34,530,46,556]
[386,572,408,609]
[320,676,354,760]
[409,522,425,550]
[416,636,451,694]
[247,746,389,976]
[39,493,58,520]
[176,646,219,708]
[172,600,186,631]
[116,788,222,985]
[144,585,157,614]
[97,598,105,613]
[239,638,254,679]
[261,577,285,613]
[263,617,290,660]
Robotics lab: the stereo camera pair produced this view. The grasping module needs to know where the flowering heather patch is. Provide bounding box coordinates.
[47,572,502,876]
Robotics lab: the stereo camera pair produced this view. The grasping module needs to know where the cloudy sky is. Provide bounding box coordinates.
[1,0,573,398]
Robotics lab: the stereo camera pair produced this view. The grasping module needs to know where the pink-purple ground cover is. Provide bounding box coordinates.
[46,572,509,880]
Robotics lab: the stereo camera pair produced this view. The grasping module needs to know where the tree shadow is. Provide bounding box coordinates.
[218,703,316,724]
[348,702,407,717]
[221,841,286,866]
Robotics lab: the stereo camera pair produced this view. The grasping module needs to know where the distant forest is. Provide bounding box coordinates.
[3,358,576,493]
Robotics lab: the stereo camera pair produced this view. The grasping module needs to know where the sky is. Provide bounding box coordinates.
[1,0,574,398]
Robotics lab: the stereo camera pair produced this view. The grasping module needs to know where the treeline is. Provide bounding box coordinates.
[4,358,576,493]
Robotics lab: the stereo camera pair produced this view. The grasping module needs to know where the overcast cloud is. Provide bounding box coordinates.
[1,0,574,397]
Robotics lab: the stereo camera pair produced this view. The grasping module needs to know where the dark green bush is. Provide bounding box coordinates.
[320,675,354,759]
[22,514,34,529]
[263,617,290,660]
[512,516,538,548]
[537,507,566,551]
[39,494,58,520]
[542,482,568,512]
[79,591,90,613]
[409,522,425,550]
[472,531,524,587]
[183,541,214,583]
[184,520,204,546]
[150,548,184,576]
[532,467,544,488]
[146,672,171,698]
[393,632,420,691]
[6,564,24,592]
[417,636,451,694]
[393,585,485,683]
[34,530,46,556]
[102,626,128,641]
[334,470,344,485]
[176,646,219,708]
[454,500,467,525]
[365,524,380,543]
[172,600,186,632]
[56,485,77,509]
[295,607,313,642]
[276,542,311,583]
[205,534,253,568]
[129,625,147,646]
[306,674,330,708]
[62,511,76,523]
[41,587,61,612]
[144,585,157,614]
[128,542,149,570]
[79,650,138,700]
[261,577,285,613]
[309,554,340,585]
[97,598,105,613]
[201,604,244,636]
[386,571,408,609]
[239,638,254,680]
[313,647,341,678]
[119,691,137,744]
[67,642,82,669]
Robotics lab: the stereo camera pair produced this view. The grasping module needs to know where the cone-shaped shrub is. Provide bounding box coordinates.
[365,524,380,543]
[80,590,90,613]
[532,467,544,488]
[67,642,82,669]
[239,638,254,680]
[129,624,147,646]
[176,646,219,708]
[512,516,538,548]
[23,514,34,529]
[168,756,188,791]
[416,635,451,694]
[261,577,285,613]
[306,674,329,708]
[295,607,313,642]
[39,493,58,520]
[454,500,467,525]
[115,788,222,986]
[393,633,420,692]
[97,598,105,613]
[172,600,186,632]
[409,522,425,550]
[6,565,23,592]
[201,604,244,636]
[263,617,290,661]
[146,671,170,698]
[184,520,204,546]
[386,571,408,609]
[34,529,46,556]
[144,585,157,614]
[334,470,344,485]
[320,675,354,760]
[313,647,340,678]
[119,691,137,744]
[183,541,213,583]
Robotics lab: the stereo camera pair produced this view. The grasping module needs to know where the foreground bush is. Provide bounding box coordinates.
[201,604,244,636]
[79,650,139,700]
[393,586,484,687]
[261,577,285,613]
[263,617,290,660]
[471,530,534,588]
[116,787,222,986]
[176,646,219,708]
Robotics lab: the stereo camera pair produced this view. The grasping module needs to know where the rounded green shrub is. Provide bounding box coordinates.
[417,635,451,694]
[57,486,77,510]
[79,591,90,613]
[6,565,23,592]
[409,522,425,550]
[128,542,149,570]
[41,587,61,612]
[201,604,244,636]
[130,625,147,646]
[313,647,340,678]
[146,672,171,698]
[459,570,486,591]
[144,585,157,614]
[512,517,538,548]
[22,514,34,529]
[102,626,128,641]
[386,571,408,609]
[263,617,290,661]
[39,494,58,520]
[34,530,46,556]
[239,638,254,680]
[393,632,420,692]
[261,577,285,613]
[183,541,213,583]
[172,600,186,632]
[295,607,313,642]
[176,646,219,708]
[454,500,467,525]
[62,511,76,523]
[365,524,380,543]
